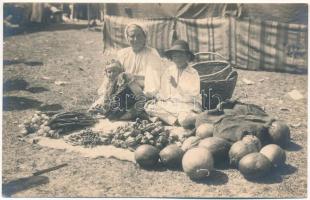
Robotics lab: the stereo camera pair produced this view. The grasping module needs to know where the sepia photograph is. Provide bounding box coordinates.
[2,2,308,198]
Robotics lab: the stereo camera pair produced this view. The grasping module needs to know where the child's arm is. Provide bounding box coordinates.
[97,77,109,96]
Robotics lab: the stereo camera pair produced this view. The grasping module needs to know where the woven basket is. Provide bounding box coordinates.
[191,52,238,110]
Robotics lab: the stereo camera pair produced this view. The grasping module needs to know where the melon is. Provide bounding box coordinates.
[238,152,272,179]
[268,120,290,148]
[196,123,214,139]
[159,144,184,169]
[178,112,197,129]
[181,136,201,152]
[198,137,231,164]
[229,140,258,168]
[260,144,286,167]
[242,135,262,151]
[135,144,159,168]
[182,147,214,180]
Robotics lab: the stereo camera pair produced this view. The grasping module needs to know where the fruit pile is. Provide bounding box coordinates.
[19,111,97,138]
[19,111,58,138]
[134,120,291,181]
[100,118,177,151]
[64,128,103,148]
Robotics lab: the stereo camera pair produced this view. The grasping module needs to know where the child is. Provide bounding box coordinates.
[89,59,146,120]
[88,59,124,115]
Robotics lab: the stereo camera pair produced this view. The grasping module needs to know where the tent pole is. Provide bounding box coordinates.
[87,3,90,29]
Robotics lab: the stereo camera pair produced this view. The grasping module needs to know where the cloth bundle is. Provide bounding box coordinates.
[195,100,274,144]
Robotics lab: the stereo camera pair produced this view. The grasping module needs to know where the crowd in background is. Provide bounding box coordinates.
[4,3,104,28]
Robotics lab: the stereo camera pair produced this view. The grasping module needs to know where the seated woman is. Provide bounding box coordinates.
[117,23,163,98]
[145,40,202,126]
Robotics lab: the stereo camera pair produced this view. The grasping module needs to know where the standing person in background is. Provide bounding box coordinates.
[117,23,163,99]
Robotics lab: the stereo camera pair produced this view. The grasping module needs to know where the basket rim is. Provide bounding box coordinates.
[191,60,230,66]
[197,64,232,80]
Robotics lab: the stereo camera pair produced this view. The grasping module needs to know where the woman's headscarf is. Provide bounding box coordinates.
[124,23,147,43]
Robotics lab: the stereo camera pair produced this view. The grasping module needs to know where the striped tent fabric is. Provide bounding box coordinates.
[102,15,307,73]
[103,15,175,54]
[229,17,307,73]
[175,17,229,59]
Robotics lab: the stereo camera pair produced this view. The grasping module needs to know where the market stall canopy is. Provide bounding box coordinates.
[105,3,230,18]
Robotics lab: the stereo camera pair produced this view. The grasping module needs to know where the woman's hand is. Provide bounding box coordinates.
[170,76,177,88]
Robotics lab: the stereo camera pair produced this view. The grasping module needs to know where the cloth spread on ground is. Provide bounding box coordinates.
[26,119,191,162]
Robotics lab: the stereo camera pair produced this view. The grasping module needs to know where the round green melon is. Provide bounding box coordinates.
[268,120,291,148]
[260,144,286,167]
[229,140,258,168]
[159,144,184,169]
[181,136,201,152]
[198,137,231,165]
[238,152,272,179]
[135,144,159,168]
[182,147,214,180]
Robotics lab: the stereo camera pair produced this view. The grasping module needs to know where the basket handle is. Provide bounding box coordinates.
[226,70,238,81]
[194,52,228,61]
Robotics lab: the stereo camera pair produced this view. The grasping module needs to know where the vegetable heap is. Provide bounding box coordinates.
[20,111,97,138]
[64,128,103,148]
[101,118,177,151]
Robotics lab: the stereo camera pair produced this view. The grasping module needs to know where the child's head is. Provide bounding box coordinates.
[105,59,123,80]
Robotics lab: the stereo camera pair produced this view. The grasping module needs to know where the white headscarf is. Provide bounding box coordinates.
[124,23,148,43]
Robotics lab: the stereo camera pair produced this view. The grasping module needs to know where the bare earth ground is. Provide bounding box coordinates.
[2,23,307,198]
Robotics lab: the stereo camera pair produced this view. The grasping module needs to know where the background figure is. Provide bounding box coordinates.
[30,3,52,24]
[88,3,101,26]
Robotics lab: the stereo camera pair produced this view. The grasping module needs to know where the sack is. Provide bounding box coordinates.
[213,114,274,144]
[195,100,268,128]
[195,100,274,145]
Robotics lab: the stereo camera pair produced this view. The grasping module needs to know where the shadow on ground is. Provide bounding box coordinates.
[137,162,168,172]
[3,60,43,67]
[191,170,229,185]
[3,78,49,93]
[243,163,297,184]
[277,163,298,176]
[38,104,64,111]
[3,79,29,91]
[27,87,49,93]
[285,141,303,152]
[2,176,49,197]
[3,96,43,111]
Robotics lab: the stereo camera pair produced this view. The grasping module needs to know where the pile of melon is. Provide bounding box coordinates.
[134,120,291,181]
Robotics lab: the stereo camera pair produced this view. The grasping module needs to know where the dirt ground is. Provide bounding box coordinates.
[2,22,308,198]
